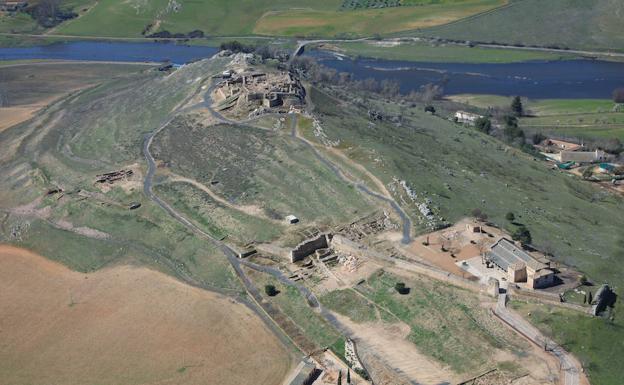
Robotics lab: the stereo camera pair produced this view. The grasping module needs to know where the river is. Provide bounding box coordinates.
[305,49,624,99]
[1,41,623,99]
[0,41,218,64]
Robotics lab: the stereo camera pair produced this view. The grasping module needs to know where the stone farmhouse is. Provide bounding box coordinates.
[486,238,555,289]
[560,149,607,163]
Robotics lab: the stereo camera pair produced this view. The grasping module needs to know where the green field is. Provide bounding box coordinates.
[510,300,623,385]
[36,0,506,38]
[416,0,624,52]
[450,95,624,141]
[332,40,578,63]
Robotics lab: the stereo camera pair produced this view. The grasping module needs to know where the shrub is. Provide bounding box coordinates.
[424,105,436,114]
[613,88,624,103]
[264,284,278,297]
[505,212,515,221]
[395,282,409,295]
[471,208,488,221]
[474,116,492,134]
[512,226,532,245]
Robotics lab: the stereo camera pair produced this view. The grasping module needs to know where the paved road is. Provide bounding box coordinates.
[494,294,580,385]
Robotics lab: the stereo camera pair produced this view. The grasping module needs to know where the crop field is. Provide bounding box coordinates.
[329,40,577,63]
[510,300,623,385]
[0,245,292,385]
[151,118,377,229]
[309,84,624,383]
[253,0,505,37]
[417,0,624,52]
[50,0,505,38]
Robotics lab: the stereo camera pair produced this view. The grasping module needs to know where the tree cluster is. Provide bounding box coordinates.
[290,56,446,101]
[29,0,77,28]
[147,29,205,39]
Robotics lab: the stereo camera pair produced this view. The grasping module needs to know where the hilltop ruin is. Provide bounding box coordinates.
[213,68,305,118]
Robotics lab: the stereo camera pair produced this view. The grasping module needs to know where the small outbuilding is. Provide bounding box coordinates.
[285,215,299,224]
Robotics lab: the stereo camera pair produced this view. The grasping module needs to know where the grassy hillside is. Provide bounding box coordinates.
[0,59,242,292]
[308,84,624,383]
[511,300,624,385]
[50,0,505,38]
[416,0,624,52]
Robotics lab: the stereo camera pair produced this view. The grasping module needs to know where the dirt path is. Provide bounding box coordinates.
[0,244,293,385]
[331,313,457,385]
[494,294,587,385]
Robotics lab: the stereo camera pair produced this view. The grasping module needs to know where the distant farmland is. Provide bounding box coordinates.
[417,0,624,52]
[51,0,507,38]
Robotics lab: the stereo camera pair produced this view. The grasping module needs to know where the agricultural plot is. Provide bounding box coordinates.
[151,118,377,229]
[449,95,624,141]
[253,0,505,37]
[0,245,292,385]
[417,0,624,52]
[51,0,505,38]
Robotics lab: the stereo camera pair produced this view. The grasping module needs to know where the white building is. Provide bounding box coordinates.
[454,111,483,125]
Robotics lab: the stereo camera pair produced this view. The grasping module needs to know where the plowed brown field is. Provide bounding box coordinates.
[0,245,292,385]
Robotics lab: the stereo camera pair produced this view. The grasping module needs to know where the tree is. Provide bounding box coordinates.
[588,291,593,304]
[264,284,278,297]
[474,117,492,134]
[511,96,524,117]
[613,88,624,103]
[347,369,351,384]
[512,226,532,245]
[337,370,342,385]
[471,208,488,222]
[505,212,515,221]
[531,132,547,145]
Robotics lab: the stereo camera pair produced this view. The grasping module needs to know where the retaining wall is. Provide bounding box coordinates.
[291,234,329,262]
